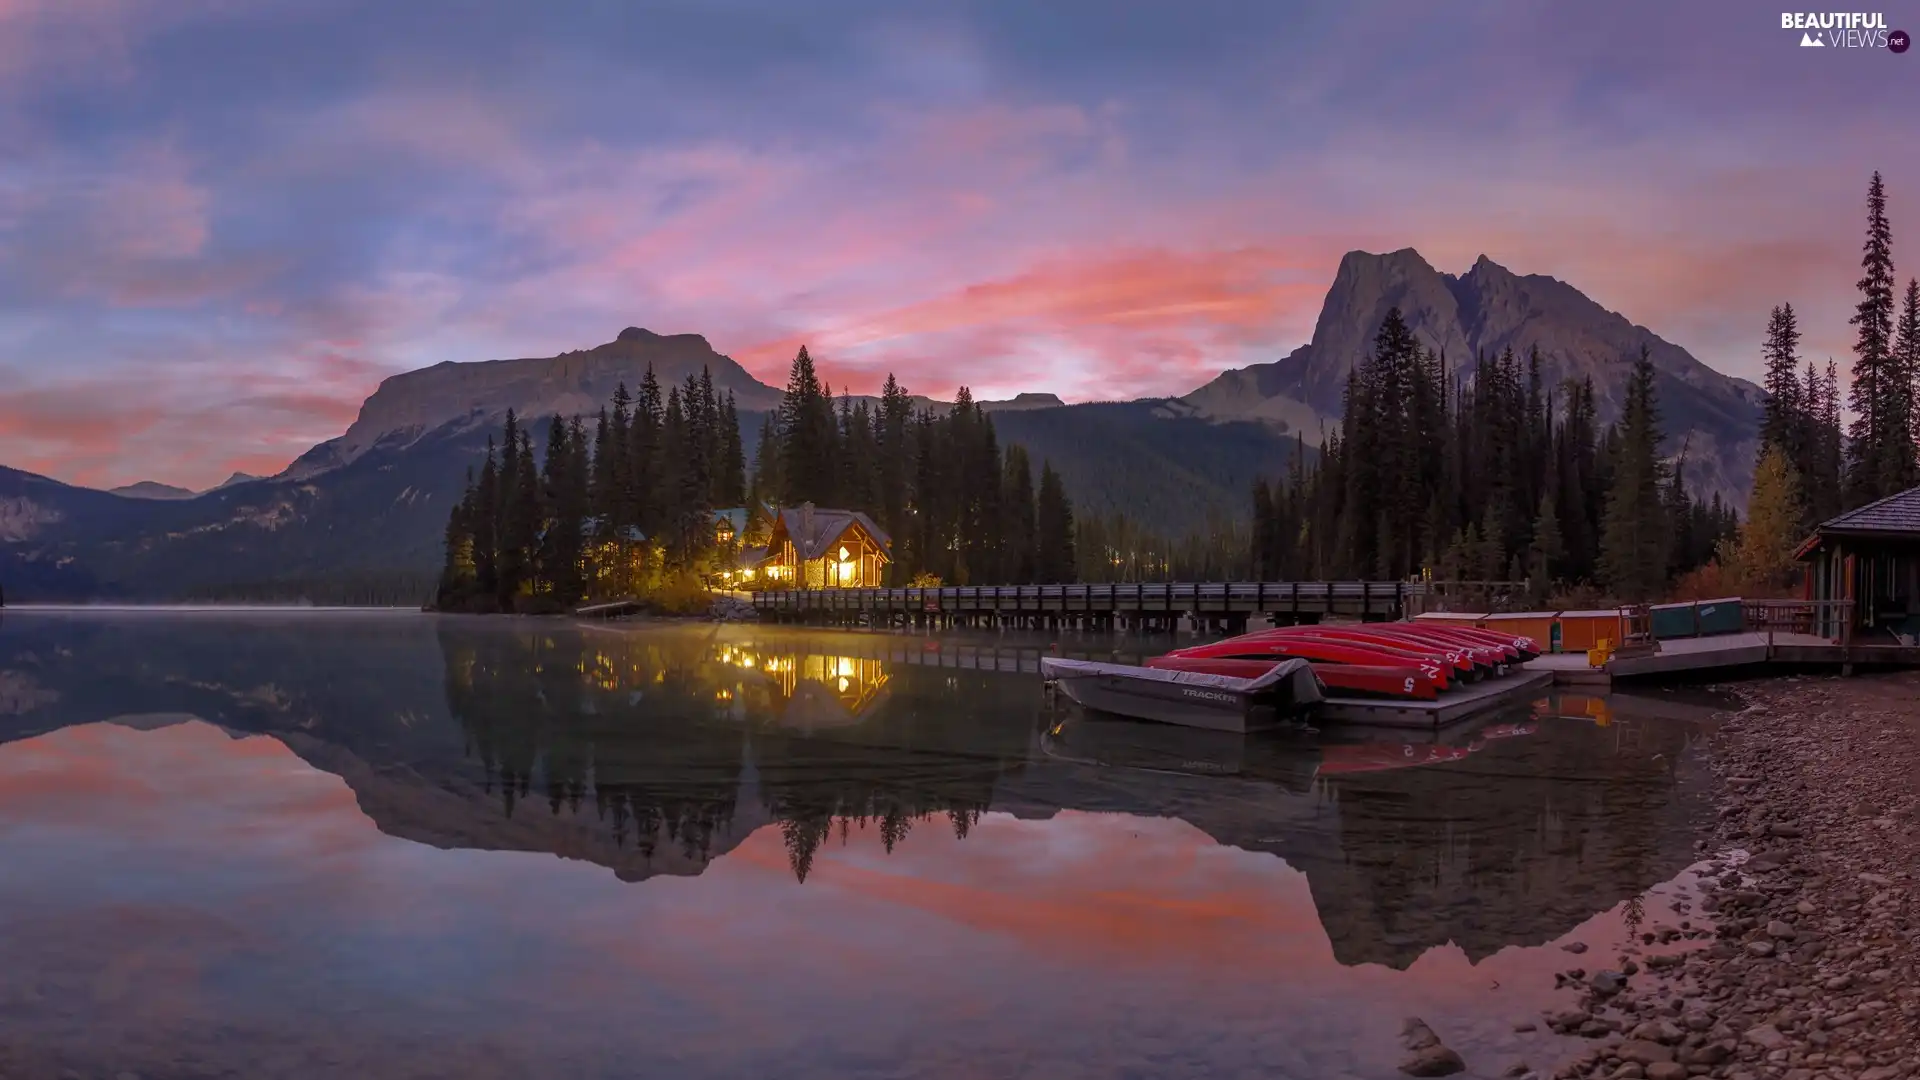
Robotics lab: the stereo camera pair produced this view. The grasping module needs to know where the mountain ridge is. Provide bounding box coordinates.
[1181,248,1765,504]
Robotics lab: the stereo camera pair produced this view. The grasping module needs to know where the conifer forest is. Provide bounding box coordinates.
[440,172,1918,612]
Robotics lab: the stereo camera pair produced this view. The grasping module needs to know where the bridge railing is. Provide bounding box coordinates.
[748,580,1417,615]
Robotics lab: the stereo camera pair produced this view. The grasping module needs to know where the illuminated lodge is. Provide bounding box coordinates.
[757,503,892,588]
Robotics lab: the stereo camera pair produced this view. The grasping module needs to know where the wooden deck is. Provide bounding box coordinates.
[750,581,1417,622]
[1315,669,1555,730]
[1530,629,1920,685]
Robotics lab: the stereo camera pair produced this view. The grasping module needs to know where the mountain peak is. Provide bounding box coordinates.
[109,480,195,500]
[615,327,656,342]
[1180,248,1764,506]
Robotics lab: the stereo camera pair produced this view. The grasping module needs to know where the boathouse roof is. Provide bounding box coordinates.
[1814,485,1920,538]
[1796,484,1920,560]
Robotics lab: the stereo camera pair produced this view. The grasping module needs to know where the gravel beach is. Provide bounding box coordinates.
[1544,673,1920,1080]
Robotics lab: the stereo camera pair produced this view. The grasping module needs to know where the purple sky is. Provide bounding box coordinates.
[1,0,1914,489]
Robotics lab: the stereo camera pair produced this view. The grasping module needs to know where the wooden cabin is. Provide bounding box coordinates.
[1797,485,1920,642]
[757,503,892,588]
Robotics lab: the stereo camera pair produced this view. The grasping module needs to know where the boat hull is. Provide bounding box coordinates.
[1146,656,1439,701]
[1040,656,1322,733]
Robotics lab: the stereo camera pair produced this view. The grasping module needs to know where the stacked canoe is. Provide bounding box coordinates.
[1147,620,1539,702]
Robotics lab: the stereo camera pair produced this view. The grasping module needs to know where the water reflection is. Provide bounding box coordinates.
[0,614,1714,971]
[0,612,1727,1078]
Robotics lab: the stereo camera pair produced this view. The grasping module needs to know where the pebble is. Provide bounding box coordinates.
[1549,675,1920,1080]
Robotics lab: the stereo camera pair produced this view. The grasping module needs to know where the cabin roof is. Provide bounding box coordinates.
[767,505,892,561]
[1797,484,1920,558]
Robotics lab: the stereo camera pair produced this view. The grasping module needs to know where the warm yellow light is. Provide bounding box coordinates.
[837,676,850,692]
[838,545,850,561]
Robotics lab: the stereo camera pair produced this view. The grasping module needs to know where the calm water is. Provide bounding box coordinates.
[0,611,1722,1080]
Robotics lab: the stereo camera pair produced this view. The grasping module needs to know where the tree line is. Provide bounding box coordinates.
[435,349,1093,612]
[750,348,1079,588]
[1729,171,1920,593]
[1250,309,1737,603]
[437,368,748,612]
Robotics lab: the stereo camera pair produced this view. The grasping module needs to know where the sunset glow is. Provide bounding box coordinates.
[0,0,1912,489]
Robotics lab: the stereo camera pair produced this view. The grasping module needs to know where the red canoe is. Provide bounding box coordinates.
[1252,627,1483,681]
[1416,622,1540,661]
[1166,636,1452,691]
[1145,655,1440,701]
[1388,623,1521,663]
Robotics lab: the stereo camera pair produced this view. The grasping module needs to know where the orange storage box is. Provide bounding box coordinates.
[1556,609,1626,653]
[1480,611,1561,652]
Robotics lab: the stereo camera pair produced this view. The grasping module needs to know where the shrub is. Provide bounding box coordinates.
[645,570,713,616]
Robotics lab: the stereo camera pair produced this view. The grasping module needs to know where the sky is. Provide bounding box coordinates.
[1,0,1915,490]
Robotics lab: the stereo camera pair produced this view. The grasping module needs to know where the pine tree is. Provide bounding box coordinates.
[437,469,477,606]
[717,391,746,507]
[1251,480,1277,579]
[1599,347,1670,601]
[1808,360,1845,525]
[1897,278,1920,485]
[1847,171,1906,505]
[1035,461,1077,584]
[777,347,833,506]
[1001,445,1038,584]
[875,373,914,543]
[1759,303,1805,470]
[748,415,782,510]
[1529,489,1563,588]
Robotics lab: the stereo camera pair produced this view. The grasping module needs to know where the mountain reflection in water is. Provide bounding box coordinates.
[0,612,1719,1079]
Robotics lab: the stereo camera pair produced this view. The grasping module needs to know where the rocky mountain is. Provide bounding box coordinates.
[0,330,1299,601]
[284,327,786,480]
[108,481,195,500]
[1181,249,1766,504]
[213,471,261,490]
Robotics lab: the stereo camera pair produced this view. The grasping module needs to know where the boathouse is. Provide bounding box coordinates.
[758,503,892,588]
[1797,485,1920,642]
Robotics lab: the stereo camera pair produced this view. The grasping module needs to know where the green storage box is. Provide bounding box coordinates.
[1693,597,1745,636]
[1650,601,1698,639]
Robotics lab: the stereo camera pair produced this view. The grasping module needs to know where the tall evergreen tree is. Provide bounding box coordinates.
[1759,303,1805,471]
[748,415,782,510]
[777,347,837,506]
[1000,445,1038,585]
[1598,347,1670,601]
[1035,461,1077,584]
[1846,171,1908,504]
[717,391,747,507]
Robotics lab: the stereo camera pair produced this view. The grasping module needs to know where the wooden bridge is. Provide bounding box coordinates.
[749,581,1420,630]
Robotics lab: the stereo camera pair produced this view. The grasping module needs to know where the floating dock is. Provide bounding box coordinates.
[1315,668,1555,730]
[1532,630,1920,685]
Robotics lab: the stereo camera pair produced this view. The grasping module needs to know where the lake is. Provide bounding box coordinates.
[0,610,1724,1080]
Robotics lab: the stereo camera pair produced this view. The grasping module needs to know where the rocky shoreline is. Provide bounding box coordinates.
[1530,674,1920,1080]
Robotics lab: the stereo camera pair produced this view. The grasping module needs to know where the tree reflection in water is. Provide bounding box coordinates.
[440,625,1031,882]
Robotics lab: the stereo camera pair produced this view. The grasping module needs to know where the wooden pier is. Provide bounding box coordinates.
[749,581,1417,630]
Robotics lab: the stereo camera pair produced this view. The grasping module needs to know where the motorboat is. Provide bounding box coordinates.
[1039,655,1324,733]
[1145,655,1440,701]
